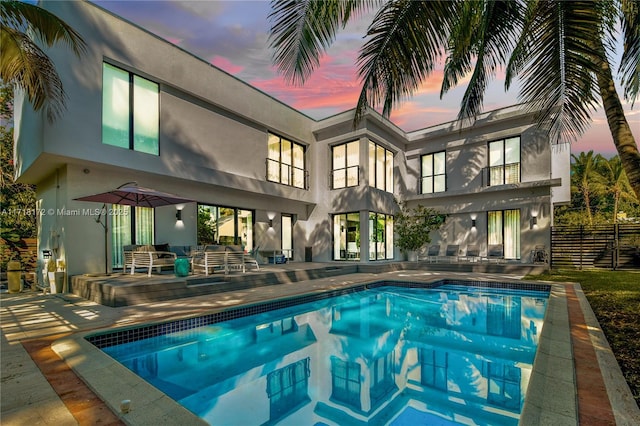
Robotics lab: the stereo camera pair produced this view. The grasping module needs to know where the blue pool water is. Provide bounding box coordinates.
[99,283,548,425]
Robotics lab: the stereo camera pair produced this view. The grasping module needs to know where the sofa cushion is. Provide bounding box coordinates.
[154,243,172,258]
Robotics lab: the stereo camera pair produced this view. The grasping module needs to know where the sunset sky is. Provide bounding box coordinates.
[94,0,639,158]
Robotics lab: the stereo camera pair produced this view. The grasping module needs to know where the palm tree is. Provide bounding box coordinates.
[268,0,640,199]
[0,0,85,122]
[571,151,604,225]
[598,155,638,222]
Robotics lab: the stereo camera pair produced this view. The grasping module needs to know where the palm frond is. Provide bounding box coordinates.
[619,0,639,105]
[442,0,523,123]
[355,0,455,124]
[0,0,86,55]
[507,1,601,144]
[0,26,66,122]
[268,0,377,85]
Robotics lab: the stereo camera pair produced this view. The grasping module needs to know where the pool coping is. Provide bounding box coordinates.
[49,278,636,425]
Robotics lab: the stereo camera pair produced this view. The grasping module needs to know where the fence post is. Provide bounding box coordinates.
[614,223,619,270]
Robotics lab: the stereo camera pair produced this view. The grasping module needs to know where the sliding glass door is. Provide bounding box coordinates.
[111,205,154,268]
[333,213,360,260]
[488,209,520,260]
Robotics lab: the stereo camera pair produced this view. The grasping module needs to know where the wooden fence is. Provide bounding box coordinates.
[1,237,38,272]
[551,224,640,270]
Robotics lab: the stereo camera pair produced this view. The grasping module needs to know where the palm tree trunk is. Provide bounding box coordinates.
[584,189,593,226]
[613,192,619,224]
[594,42,640,201]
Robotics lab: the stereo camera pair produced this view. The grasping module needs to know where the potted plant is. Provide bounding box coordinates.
[46,258,58,293]
[394,202,446,261]
[55,259,66,293]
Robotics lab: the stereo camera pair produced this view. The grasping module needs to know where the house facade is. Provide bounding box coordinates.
[14,1,570,276]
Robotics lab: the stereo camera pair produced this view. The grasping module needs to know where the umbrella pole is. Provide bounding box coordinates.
[96,204,108,274]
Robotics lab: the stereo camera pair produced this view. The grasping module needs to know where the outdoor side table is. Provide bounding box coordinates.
[175,258,190,277]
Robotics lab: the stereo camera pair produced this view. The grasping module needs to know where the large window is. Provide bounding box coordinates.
[102,63,159,155]
[197,204,254,251]
[488,137,520,186]
[488,209,520,260]
[267,133,306,189]
[487,362,522,410]
[332,141,359,189]
[421,151,446,194]
[333,213,360,260]
[267,358,310,421]
[331,357,361,410]
[369,141,393,192]
[419,348,448,391]
[111,205,154,268]
[368,212,394,260]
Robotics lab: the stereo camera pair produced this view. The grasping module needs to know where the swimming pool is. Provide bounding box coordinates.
[88,280,549,425]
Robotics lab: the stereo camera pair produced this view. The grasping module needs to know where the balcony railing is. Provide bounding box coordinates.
[330,166,360,189]
[266,158,309,190]
[482,162,520,187]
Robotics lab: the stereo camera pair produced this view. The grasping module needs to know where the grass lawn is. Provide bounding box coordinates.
[525,269,640,407]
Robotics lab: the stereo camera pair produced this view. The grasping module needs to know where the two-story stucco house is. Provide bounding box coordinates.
[13,1,570,277]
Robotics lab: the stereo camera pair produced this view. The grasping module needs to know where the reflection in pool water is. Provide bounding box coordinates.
[102,284,548,425]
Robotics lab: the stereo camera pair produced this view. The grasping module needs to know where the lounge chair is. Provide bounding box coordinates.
[445,244,460,263]
[131,246,177,277]
[225,246,246,273]
[192,251,227,275]
[531,245,548,264]
[462,245,480,262]
[487,244,504,263]
[425,245,440,263]
[244,247,260,271]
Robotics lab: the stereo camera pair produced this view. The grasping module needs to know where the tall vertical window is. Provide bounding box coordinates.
[102,63,159,155]
[488,137,520,185]
[266,358,310,421]
[267,133,306,189]
[488,209,521,259]
[370,352,395,408]
[419,348,448,390]
[368,212,394,260]
[333,213,360,260]
[111,205,154,268]
[487,362,522,410]
[282,214,293,260]
[332,141,359,188]
[421,151,446,194]
[331,356,361,410]
[368,141,393,192]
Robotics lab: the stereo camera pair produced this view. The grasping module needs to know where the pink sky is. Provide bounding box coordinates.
[96,0,638,158]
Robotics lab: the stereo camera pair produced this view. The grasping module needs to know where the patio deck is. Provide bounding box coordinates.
[70,260,550,307]
[2,264,638,425]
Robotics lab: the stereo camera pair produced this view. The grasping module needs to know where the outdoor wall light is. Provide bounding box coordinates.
[268,219,274,228]
[176,209,182,221]
[471,219,477,229]
[42,249,52,259]
[530,216,537,229]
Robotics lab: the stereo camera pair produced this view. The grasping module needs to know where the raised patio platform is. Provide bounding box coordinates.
[70,261,549,307]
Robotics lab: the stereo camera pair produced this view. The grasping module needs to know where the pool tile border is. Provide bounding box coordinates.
[86,279,551,349]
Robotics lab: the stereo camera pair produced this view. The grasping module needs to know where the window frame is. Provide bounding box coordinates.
[420,151,447,194]
[331,141,360,189]
[368,141,394,192]
[267,132,307,189]
[102,62,159,155]
[488,136,521,186]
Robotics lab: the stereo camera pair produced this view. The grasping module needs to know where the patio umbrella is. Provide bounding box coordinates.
[75,182,193,207]
[74,182,194,273]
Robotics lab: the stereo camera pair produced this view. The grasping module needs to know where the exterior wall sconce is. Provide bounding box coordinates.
[42,249,52,259]
[269,219,274,228]
[530,216,537,229]
[175,209,182,221]
[471,219,476,229]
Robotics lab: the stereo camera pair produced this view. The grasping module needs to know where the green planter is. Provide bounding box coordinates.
[175,258,190,277]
